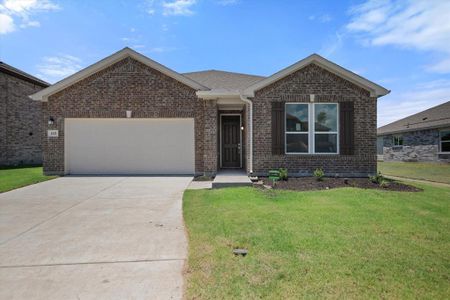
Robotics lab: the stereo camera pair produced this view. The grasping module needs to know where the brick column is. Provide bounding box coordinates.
[203,100,218,175]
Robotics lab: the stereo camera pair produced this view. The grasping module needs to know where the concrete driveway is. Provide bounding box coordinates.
[0,176,191,300]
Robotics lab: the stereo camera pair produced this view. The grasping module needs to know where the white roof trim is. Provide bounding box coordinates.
[243,54,390,97]
[30,47,208,101]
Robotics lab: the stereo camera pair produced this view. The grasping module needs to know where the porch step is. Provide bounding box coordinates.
[212,170,252,188]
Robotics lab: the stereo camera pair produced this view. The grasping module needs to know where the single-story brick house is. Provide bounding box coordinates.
[1,62,49,166]
[30,48,389,176]
[378,101,450,162]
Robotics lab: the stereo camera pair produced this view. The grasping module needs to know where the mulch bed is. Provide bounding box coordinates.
[258,177,422,192]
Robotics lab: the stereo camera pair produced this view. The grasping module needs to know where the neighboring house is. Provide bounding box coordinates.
[0,62,49,166]
[377,101,450,162]
[30,48,389,176]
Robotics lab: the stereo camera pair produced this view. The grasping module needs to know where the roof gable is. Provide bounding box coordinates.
[30,47,208,101]
[0,62,49,87]
[243,54,389,98]
[377,101,450,135]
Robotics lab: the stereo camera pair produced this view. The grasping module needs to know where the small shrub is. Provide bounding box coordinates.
[313,168,325,181]
[369,172,384,184]
[380,179,390,188]
[279,168,288,181]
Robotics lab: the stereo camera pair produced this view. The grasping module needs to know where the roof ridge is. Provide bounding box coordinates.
[183,69,265,78]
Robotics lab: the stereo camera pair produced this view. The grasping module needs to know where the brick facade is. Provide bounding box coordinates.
[381,129,450,162]
[251,64,377,177]
[0,71,45,166]
[41,57,381,177]
[43,57,216,175]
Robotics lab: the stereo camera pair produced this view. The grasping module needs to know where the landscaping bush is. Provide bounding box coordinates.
[279,168,288,181]
[313,168,325,181]
[369,172,384,184]
[380,179,390,188]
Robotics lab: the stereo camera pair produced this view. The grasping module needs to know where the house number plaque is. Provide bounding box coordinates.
[47,130,59,138]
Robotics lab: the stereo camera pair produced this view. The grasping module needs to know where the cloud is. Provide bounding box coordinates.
[0,0,59,34]
[37,54,82,83]
[143,0,197,16]
[320,32,344,57]
[216,0,238,5]
[346,0,450,73]
[144,0,156,14]
[0,12,14,33]
[378,79,450,126]
[20,19,39,27]
[162,0,196,16]
[309,13,332,23]
[149,46,176,53]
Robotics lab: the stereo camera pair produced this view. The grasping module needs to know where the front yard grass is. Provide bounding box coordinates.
[183,184,450,299]
[378,161,450,184]
[0,166,56,193]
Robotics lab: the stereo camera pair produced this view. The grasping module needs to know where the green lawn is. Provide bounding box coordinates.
[183,184,450,299]
[378,161,450,184]
[0,166,56,193]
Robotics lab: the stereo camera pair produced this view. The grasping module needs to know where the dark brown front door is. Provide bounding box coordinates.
[221,115,241,168]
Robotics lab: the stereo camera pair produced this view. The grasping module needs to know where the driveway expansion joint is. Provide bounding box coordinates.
[0,258,186,269]
[0,177,127,247]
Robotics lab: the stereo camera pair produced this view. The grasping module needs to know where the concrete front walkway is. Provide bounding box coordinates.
[212,170,252,188]
[0,176,191,300]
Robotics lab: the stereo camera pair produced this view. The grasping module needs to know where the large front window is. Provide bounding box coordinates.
[440,130,450,153]
[285,103,339,154]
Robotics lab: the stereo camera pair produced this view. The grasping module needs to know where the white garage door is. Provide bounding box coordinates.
[65,118,195,175]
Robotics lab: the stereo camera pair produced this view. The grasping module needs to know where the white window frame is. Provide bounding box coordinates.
[439,129,450,153]
[285,103,309,154]
[285,103,339,155]
[392,134,403,147]
[313,103,339,154]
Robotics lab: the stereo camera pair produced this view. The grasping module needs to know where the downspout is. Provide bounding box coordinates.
[240,94,253,174]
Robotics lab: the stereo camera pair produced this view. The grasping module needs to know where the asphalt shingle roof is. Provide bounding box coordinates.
[0,61,49,87]
[377,101,450,135]
[183,70,265,92]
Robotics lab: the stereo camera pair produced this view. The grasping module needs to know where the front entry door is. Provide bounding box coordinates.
[221,115,241,168]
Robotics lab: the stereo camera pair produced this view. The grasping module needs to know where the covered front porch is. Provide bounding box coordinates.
[199,92,252,176]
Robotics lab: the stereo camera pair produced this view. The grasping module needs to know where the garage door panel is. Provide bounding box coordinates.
[65,119,195,175]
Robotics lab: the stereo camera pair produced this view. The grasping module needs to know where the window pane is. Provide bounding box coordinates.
[441,130,450,141]
[393,135,403,146]
[286,104,308,132]
[315,104,337,132]
[442,141,450,152]
[315,134,337,153]
[286,134,308,153]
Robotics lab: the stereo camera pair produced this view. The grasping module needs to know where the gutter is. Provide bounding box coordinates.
[240,94,253,174]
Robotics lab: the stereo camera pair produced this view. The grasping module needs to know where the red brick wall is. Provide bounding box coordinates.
[43,57,215,175]
[251,63,377,177]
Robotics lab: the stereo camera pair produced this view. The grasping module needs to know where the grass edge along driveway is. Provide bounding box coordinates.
[0,166,56,193]
[183,184,450,299]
